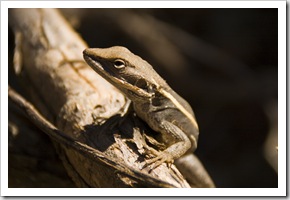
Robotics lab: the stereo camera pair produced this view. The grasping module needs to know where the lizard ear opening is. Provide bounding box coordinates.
[134,78,148,90]
[114,59,125,69]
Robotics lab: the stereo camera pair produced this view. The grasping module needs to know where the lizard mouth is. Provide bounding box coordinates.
[83,54,153,98]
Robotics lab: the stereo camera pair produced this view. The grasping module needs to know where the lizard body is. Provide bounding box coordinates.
[83,46,199,168]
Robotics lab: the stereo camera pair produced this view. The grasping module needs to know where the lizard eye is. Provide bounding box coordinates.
[114,59,125,69]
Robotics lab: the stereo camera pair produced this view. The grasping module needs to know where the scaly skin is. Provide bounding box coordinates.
[83,46,199,169]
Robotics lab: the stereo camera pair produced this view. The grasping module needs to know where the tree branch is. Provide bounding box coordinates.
[8,8,199,188]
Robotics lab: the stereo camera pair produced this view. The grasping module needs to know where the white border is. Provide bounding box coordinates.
[0,0,286,8]
[1,0,286,197]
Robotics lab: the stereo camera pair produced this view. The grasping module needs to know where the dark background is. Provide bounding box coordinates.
[9,8,278,188]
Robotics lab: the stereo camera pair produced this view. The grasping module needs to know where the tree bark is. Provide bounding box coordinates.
[8,8,198,188]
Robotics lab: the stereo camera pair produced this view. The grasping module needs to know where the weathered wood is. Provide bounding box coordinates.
[8,97,75,188]
[8,8,192,188]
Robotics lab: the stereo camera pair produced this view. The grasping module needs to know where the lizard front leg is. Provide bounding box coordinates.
[144,120,192,169]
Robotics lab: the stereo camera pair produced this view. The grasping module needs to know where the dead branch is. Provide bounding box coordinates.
[9,8,213,188]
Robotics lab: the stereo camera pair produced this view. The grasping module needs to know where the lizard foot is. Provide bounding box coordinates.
[143,151,174,170]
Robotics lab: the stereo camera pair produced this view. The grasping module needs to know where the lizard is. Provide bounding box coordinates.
[83,46,199,169]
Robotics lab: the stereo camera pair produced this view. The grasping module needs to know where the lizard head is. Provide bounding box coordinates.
[83,46,167,100]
